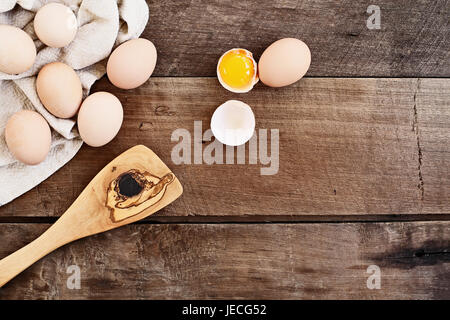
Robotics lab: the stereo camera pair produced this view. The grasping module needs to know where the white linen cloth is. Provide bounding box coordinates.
[0,0,149,206]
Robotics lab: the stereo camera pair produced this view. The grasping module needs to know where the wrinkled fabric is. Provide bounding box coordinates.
[0,0,149,206]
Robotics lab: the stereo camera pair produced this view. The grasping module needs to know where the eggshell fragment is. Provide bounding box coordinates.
[258,38,311,88]
[107,38,157,90]
[211,100,255,146]
[5,110,51,165]
[34,3,78,48]
[36,62,83,119]
[77,92,123,147]
[0,25,36,75]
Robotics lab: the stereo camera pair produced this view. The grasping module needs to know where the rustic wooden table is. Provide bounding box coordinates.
[1,0,449,299]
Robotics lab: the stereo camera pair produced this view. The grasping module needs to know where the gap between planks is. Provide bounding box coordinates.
[1,214,450,225]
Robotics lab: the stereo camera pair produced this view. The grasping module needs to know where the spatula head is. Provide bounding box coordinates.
[66,145,183,235]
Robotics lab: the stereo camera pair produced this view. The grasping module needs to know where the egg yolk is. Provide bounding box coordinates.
[218,50,255,90]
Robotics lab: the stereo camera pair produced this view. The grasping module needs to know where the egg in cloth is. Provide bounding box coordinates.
[0,25,36,75]
[34,3,78,48]
[5,110,51,165]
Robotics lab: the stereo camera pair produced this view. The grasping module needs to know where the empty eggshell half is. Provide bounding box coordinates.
[107,38,157,90]
[34,3,78,48]
[36,62,83,119]
[211,100,255,146]
[258,38,311,88]
[5,110,51,165]
[0,25,36,75]
[77,92,123,147]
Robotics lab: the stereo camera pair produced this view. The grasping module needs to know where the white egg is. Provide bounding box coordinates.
[211,100,255,146]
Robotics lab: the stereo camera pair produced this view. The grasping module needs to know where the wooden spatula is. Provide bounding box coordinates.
[0,145,183,288]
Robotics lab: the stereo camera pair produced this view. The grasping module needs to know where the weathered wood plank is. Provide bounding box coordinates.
[1,78,449,218]
[416,79,450,212]
[145,0,450,77]
[0,222,448,299]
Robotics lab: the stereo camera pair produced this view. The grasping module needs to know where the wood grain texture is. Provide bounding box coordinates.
[0,78,449,218]
[0,222,448,299]
[0,145,182,287]
[145,0,450,77]
[415,79,450,213]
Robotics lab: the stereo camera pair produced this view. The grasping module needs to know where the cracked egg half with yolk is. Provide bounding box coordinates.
[217,48,259,93]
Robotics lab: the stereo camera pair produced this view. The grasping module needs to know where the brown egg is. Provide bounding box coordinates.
[36,62,82,118]
[258,38,311,88]
[77,92,123,147]
[107,38,157,90]
[0,25,36,75]
[5,110,51,165]
[34,3,78,48]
